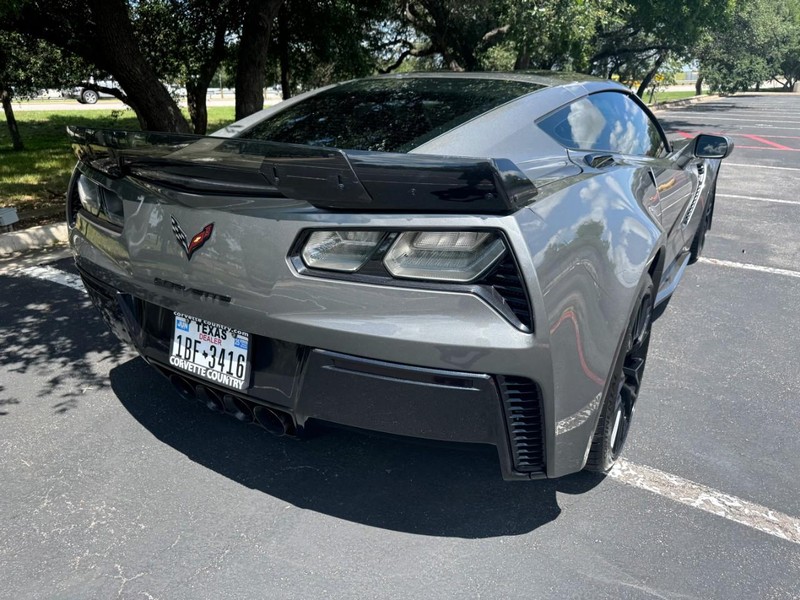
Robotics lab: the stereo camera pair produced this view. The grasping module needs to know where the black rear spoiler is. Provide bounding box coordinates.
[67,126,537,214]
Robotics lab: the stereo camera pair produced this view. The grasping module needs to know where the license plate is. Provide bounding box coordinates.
[169,312,251,391]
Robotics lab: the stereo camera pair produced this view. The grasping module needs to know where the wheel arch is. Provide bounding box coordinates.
[523,168,665,477]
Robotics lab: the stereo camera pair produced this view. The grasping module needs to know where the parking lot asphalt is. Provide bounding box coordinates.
[1,94,799,599]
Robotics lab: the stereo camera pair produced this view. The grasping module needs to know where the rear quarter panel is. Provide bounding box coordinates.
[520,166,663,475]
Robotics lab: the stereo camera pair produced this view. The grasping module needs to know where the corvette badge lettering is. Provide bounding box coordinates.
[171,216,214,260]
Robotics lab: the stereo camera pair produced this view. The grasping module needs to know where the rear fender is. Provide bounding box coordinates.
[519,167,663,476]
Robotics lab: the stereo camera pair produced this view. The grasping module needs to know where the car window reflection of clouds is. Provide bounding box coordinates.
[540,91,666,158]
[567,99,605,149]
[610,120,639,155]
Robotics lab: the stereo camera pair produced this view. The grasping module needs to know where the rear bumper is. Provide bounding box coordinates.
[79,264,546,481]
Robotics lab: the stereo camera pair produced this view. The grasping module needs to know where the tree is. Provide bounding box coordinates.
[1,0,191,132]
[504,0,621,72]
[0,34,26,150]
[392,0,506,71]
[589,0,733,96]
[380,0,727,94]
[235,0,283,120]
[272,0,389,98]
[134,0,235,134]
[698,0,799,94]
[0,31,87,150]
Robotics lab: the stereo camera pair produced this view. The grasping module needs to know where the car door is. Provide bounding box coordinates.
[648,155,700,262]
[538,90,699,267]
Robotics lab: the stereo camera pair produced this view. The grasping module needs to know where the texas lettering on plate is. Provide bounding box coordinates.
[169,312,250,390]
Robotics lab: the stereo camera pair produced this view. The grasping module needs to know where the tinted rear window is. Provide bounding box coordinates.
[538,91,666,157]
[240,78,543,152]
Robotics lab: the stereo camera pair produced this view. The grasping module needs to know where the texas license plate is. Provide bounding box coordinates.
[169,312,251,391]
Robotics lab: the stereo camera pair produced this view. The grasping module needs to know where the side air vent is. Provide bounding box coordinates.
[498,375,545,474]
[682,163,706,226]
[483,255,533,332]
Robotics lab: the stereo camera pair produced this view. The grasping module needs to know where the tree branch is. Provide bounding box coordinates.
[480,24,510,46]
[377,45,436,74]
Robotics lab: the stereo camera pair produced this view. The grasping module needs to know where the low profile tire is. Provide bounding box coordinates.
[689,185,715,264]
[585,274,654,473]
[81,89,98,104]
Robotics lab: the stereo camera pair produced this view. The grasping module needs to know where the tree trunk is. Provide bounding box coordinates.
[235,0,283,120]
[185,16,229,134]
[278,2,290,100]
[695,75,704,96]
[186,81,209,134]
[87,0,190,132]
[1,87,24,151]
[636,53,667,98]
[5,0,190,132]
[514,51,531,71]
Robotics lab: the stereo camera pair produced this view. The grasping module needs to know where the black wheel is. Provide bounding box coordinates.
[689,186,715,264]
[81,89,98,104]
[585,275,654,472]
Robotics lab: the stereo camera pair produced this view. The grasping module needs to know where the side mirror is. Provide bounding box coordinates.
[694,134,734,159]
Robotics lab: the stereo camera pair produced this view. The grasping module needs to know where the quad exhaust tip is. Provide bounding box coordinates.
[169,374,196,401]
[222,393,254,423]
[167,371,295,436]
[253,406,293,437]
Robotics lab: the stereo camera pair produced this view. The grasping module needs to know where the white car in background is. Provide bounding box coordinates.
[62,79,121,104]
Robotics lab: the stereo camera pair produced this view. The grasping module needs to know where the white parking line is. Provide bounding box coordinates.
[725,163,800,172]
[663,111,800,120]
[660,114,800,125]
[11,265,85,291]
[698,257,800,279]
[611,459,800,544]
[717,193,800,206]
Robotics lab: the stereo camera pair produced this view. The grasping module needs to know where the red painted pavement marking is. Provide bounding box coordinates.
[741,134,800,141]
[675,131,800,152]
[736,145,800,152]
[741,134,793,150]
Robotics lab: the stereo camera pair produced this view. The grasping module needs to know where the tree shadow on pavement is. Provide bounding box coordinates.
[110,358,604,539]
[0,389,20,415]
[0,271,126,415]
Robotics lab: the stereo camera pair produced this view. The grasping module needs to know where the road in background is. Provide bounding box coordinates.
[11,94,281,112]
[1,94,798,599]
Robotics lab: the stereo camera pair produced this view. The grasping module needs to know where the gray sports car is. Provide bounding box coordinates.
[66,72,732,480]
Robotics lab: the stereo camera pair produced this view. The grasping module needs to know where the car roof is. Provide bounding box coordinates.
[363,70,609,89]
[216,71,628,156]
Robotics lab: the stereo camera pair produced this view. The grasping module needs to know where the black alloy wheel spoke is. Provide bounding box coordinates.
[611,293,652,459]
[623,356,646,388]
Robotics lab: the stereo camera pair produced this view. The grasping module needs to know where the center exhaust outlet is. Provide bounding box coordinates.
[196,385,225,412]
[223,393,254,423]
[169,374,196,401]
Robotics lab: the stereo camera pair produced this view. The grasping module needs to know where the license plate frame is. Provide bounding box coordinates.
[169,312,251,391]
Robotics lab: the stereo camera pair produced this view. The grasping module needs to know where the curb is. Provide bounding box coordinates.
[0,222,68,258]
[650,94,720,111]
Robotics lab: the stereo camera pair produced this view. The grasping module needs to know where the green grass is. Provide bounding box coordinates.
[646,90,705,105]
[0,106,236,221]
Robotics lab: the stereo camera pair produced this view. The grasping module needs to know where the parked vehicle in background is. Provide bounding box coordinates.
[34,89,67,100]
[65,72,733,480]
[62,79,121,104]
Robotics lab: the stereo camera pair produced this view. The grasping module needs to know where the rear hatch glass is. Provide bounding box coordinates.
[240,77,544,152]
